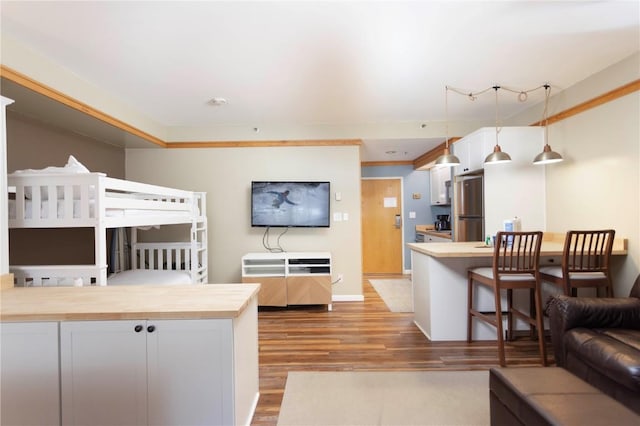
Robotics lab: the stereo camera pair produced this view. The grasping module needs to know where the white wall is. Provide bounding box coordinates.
[509,53,640,296]
[125,145,364,299]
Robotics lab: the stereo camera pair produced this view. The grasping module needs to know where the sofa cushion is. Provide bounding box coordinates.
[564,328,640,392]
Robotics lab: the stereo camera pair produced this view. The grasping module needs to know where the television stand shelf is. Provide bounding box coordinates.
[241,252,332,310]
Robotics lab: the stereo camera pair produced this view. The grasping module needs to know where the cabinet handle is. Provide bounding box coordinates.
[134,325,143,333]
[147,325,156,333]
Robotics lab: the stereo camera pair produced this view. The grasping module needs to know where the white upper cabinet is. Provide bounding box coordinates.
[452,128,496,175]
[430,166,452,205]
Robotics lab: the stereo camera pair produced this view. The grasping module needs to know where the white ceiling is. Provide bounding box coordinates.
[1,1,638,161]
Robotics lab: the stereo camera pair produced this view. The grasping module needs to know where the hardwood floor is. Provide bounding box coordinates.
[250,275,553,426]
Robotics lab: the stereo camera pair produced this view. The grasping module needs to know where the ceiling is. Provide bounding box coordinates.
[1,1,638,162]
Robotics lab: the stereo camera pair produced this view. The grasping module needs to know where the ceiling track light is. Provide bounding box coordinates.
[533,84,564,165]
[434,86,461,168]
[484,85,512,165]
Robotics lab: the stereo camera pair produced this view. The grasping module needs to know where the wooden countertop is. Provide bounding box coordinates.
[0,283,260,322]
[407,234,628,259]
[415,225,452,239]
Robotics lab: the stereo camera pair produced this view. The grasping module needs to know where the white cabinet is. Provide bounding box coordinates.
[242,252,332,308]
[60,319,235,426]
[1,322,60,426]
[452,128,495,175]
[452,137,471,174]
[430,166,451,205]
[424,234,452,243]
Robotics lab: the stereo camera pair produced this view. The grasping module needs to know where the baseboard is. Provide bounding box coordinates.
[413,320,431,340]
[332,294,365,302]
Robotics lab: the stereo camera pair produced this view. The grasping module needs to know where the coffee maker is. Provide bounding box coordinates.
[435,214,451,231]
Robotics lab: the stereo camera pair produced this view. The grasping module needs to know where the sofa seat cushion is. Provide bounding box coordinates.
[564,328,640,392]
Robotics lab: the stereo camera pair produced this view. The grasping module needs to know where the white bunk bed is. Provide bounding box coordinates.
[8,170,207,286]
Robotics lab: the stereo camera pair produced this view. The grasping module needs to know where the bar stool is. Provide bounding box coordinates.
[467,231,547,367]
[540,230,615,297]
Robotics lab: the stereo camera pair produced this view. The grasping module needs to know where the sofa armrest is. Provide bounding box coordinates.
[548,295,640,366]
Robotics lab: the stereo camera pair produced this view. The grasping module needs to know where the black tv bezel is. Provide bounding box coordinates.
[250,180,331,228]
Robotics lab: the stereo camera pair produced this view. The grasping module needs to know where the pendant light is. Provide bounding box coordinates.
[533,84,563,165]
[434,86,460,167]
[484,85,511,164]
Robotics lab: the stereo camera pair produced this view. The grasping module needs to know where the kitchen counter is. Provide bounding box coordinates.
[0,283,260,322]
[0,283,261,425]
[415,225,452,240]
[408,235,627,341]
[408,234,628,258]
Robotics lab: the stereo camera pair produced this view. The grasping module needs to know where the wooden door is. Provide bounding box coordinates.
[361,178,403,274]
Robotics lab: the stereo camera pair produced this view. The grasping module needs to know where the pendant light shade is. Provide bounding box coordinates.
[533,144,563,164]
[435,146,460,166]
[484,86,511,165]
[533,84,563,165]
[485,144,512,164]
[434,86,460,167]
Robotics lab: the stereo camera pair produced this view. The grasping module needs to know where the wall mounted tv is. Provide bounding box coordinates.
[251,181,331,228]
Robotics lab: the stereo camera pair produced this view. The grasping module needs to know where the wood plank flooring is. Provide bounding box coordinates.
[250,275,553,426]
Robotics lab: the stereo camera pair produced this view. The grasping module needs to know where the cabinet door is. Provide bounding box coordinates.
[147,319,234,426]
[243,276,287,306]
[468,132,487,171]
[431,167,451,205]
[60,321,148,426]
[286,275,332,305]
[1,322,60,426]
[452,139,470,175]
[430,167,443,205]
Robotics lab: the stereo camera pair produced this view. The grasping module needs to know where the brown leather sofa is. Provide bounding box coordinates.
[548,274,640,414]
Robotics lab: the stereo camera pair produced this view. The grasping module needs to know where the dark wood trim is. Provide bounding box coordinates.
[529,79,640,126]
[411,137,462,170]
[0,65,167,148]
[360,160,414,167]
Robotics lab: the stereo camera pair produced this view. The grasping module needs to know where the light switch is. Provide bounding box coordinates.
[342,212,349,221]
[335,192,342,201]
[409,211,416,219]
[333,212,342,222]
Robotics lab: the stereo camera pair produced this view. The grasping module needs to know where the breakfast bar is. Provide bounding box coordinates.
[407,236,628,341]
[0,283,260,426]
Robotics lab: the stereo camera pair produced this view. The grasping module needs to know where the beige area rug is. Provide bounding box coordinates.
[369,278,413,312]
[277,370,489,426]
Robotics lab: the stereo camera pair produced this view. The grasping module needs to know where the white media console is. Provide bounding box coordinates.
[241,252,332,309]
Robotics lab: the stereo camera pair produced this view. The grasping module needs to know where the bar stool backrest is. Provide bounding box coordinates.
[493,231,543,277]
[562,230,615,275]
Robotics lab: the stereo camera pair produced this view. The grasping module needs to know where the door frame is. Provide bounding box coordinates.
[361,176,406,274]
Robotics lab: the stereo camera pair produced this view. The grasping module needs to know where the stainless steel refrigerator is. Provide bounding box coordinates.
[454,174,484,242]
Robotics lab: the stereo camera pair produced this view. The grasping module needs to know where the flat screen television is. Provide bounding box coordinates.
[251,181,330,228]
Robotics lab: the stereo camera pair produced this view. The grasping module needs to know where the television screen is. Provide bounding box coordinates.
[251,181,330,228]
